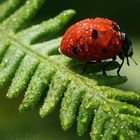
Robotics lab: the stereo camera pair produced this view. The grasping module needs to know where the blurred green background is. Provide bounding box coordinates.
[0,0,140,140]
[35,0,140,36]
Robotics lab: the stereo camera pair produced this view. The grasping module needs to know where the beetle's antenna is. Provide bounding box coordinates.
[130,57,138,65]
[126,57,130,66]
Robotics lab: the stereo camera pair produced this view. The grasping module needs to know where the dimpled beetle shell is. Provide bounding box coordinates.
[60,18,122,61]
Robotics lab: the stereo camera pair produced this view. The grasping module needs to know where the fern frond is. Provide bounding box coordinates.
[1,0,45,32]
[0,0,23,23]
[0,1,140,140]
[7,55,39,98]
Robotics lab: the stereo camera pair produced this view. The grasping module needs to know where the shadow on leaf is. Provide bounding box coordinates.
[67,60,127,86]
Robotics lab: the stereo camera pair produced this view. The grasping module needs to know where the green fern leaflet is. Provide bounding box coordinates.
[0,0,140,140]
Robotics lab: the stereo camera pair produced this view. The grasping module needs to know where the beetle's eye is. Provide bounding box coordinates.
[92,29,98,39]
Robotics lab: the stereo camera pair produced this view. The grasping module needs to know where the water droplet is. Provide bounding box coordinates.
[80,39,83,46]
[94,109,97,114]
[81,116,88,123]
[66,98,72,103]
[100,134,103,137]
[69,38,74,45]
[93,100,100,108]
[4,59,8,63]
[84,101,91,109]
[119,135,125,140]
[112,127,118,135]
[12,17,17,21]
[122,105,128,110]
[93,128,98,135]
[26,1,30,4]
[102,104,110,112]
[26,9,30,13]
[103,101,106,104]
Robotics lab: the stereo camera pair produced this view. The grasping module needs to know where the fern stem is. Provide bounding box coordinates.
[17,9,76,44]
[31,37,62,56]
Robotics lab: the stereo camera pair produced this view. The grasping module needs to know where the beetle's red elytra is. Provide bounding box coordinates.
[60,17,134,76]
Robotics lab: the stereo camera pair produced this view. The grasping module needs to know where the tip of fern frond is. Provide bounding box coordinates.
[6,92,18,99]
[63,9,76,15]
[77,130,85,137]
[6,94,13,99]
[59,9,76,24]
[61,120,72,131]
[18,104,30,113]
[39,110,47,118]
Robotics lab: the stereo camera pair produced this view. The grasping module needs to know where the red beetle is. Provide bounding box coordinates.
[60,18,135,76]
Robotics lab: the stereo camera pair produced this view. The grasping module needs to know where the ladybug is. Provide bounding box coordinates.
[60,18,136,76]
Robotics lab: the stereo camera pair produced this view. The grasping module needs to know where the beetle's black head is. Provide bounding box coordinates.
[120,31,137,65]
[120,31,133,57]
[112,24,133,57]
[112,23,137,65]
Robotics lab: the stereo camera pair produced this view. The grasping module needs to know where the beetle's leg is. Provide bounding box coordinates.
[117,58,124,76]
[117,53,125,76]
[82,62,87,74]
[102,57,116,76]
